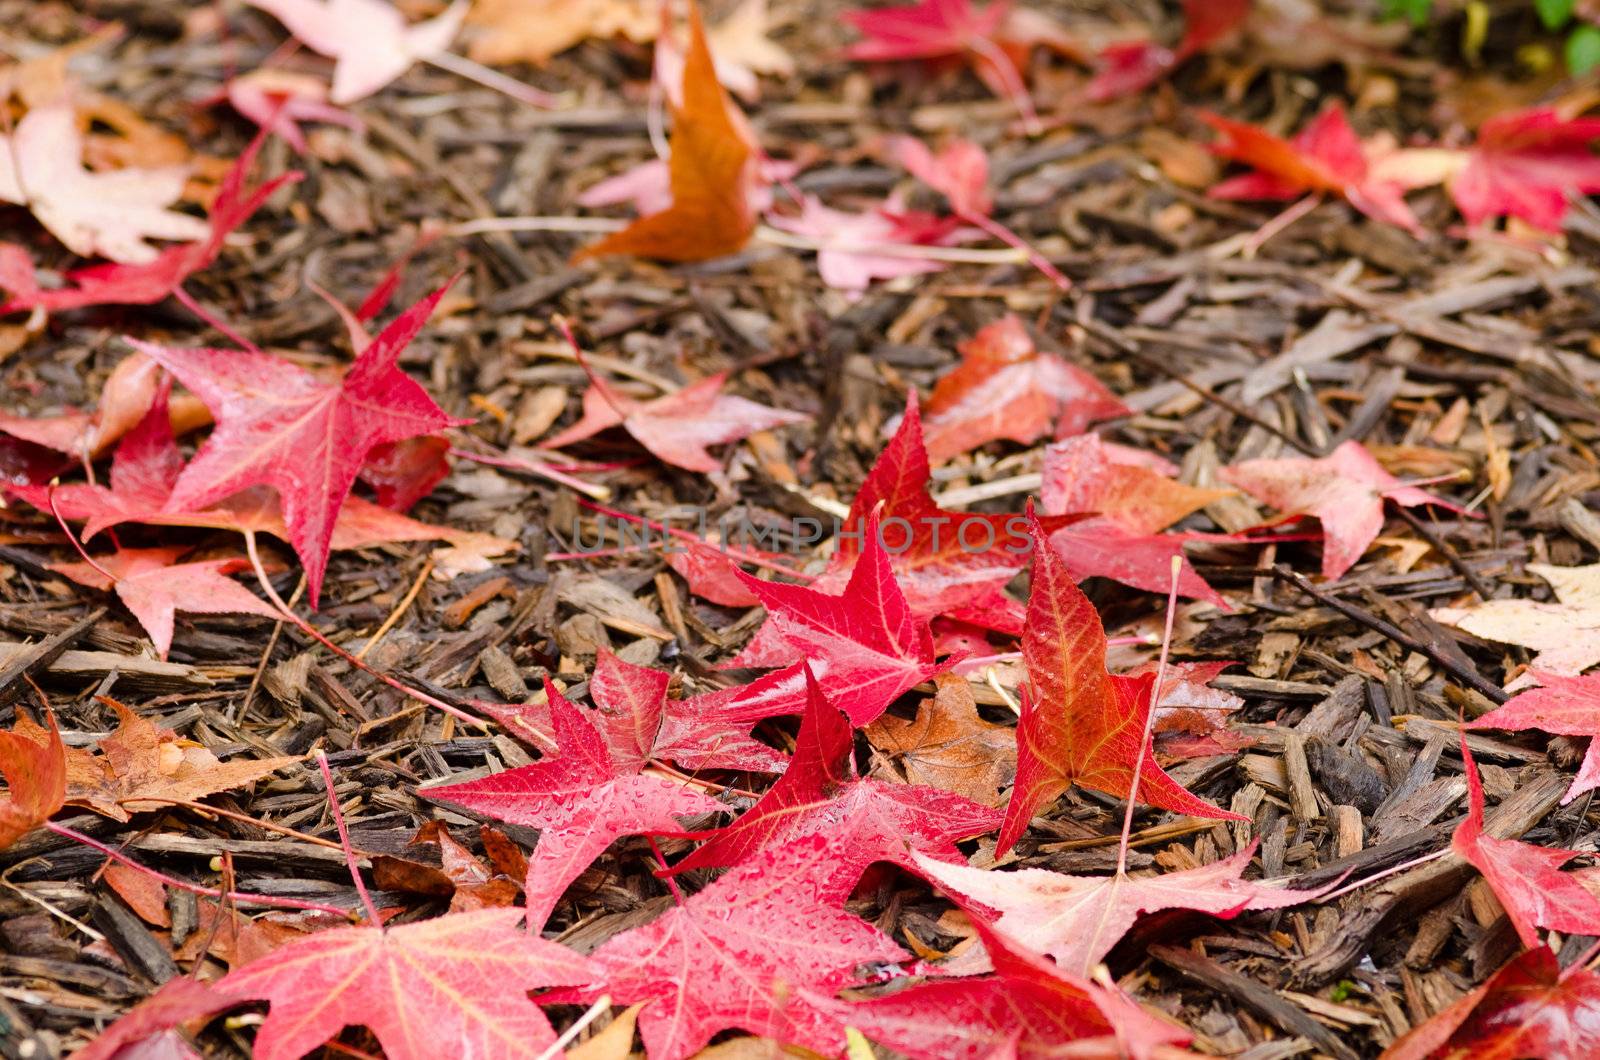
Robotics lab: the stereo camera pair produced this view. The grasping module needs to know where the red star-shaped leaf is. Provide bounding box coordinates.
[666,666,1000,880]
[1451,107,1600,231]
[922,317,1128,464]
[128,284,461,603]
[214,908,593,1060]
[423,678,724,929]
[1219,439,1463,581]
[811,904,1191,1060]
[734,391,1063,665]
[1199,102,1422,234]
[474,649,789,774]
[999,508,1242,856]
[1468,670,1600,804]
[1382,946,1600,1060]
[1087,0,1249,101]
[552,832,909,1060]
[715,511,950,726]
[1450,729,1600,950]
[50,546,280,660]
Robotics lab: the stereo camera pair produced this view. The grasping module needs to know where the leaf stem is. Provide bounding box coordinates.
[243,531,485,726]
[1117,555,1183,877]
[44,821,351,918]
[317,752,381,926]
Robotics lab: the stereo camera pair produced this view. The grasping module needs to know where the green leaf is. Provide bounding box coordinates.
[1381,0,1432,26]
[1537,0,1577,31]
[1569,24,1600,74]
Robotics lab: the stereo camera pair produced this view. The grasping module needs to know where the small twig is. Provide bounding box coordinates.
[1081,319,1312,455]
[534,995,613,1060]
[422,50,559,108]
[355,557,434,662]
[1271,565,1508,703]
[1392,507,1494,601]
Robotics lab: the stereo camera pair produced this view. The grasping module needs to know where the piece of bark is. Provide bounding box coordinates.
[1282,734,1320,822]
[1292,769,1569,986]
[1151,944,1359,1060]
[1330,805,1363,860]
[0,608,109,706]
[1305,738,1388,815]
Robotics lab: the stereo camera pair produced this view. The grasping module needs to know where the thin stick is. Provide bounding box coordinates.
[317,752,380,926]
[355,557,434,661]
[962,211,1072,292]
[534,995,613,1060]
[1118,555,1183,877]
[153,797,359,853]
[239,574,305,722]
[244,532,485,725]
[756,225,1032,264]
[1270,565,1508,703]
[422,50,559,108]
[45,821,351,917]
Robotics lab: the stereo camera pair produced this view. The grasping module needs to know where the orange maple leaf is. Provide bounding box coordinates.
[575,1,754,262]
[0,711,66,851]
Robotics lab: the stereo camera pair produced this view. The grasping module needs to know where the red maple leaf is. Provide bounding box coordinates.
[128,283,462,603]
[1219,439,1463,582]
[587,648,789,772]
[0,130,301,314]
[550,832,909,1060]
[477,648,789,774]
[810,905,1192,1060]
[842,0,1043,123]
[1049,520,1232,609]
[6,387,497,572]
[913,839,1327,976]
[1468,670,1600,805]
[665,665,1000,880]
[922,317,1129,464]
[1380,945,1600,1060]
[843,0,1008,62]
[1450,107,1600,231]
[1450,729,1600,950]
[359,434,451,511]
[1088,0,1250,101]
[998,508,1242,856]
[74,978,236,1060]
[714,512,950,726]
[543,367,807,474]
[49,546,281,660]
[215,907,593,1060]
[1199,102,1422,234]
[1041,434,1229,536]
[423,677,724,929]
